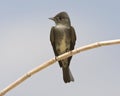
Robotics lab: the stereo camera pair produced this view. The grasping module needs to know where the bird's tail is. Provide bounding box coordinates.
[62,67,74,83]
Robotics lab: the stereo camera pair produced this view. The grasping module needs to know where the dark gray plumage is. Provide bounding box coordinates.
[49,12,76,83]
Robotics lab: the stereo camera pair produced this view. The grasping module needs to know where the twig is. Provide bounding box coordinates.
[0,39,120,96]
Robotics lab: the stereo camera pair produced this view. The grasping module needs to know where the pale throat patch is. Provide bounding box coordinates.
[56,24,69,29]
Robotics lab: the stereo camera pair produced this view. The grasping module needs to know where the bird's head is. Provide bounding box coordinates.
[49,12,71,26]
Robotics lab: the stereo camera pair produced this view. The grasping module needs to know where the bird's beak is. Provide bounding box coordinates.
[49,17,55,21]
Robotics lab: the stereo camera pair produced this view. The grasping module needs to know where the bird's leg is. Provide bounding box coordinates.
[55,56,58,61]
[66,48,72,54]
[66,48,72,56]
[70,50,72,55]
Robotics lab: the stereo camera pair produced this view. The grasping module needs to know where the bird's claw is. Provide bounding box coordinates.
[55,56,57,61]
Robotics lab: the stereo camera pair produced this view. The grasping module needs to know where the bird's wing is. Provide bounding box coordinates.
[70,26,76,50]
[50,27,58,56]
[50,27,55,46]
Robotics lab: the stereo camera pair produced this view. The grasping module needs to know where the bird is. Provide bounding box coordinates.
[49,12,76,83]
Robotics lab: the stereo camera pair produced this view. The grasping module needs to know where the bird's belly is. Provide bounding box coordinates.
[59,38,66,53]
[56,35,67,54]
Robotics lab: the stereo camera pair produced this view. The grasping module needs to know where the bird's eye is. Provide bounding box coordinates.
[59,17,62,20]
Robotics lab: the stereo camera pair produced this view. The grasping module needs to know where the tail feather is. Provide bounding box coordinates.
[62,67,74,83]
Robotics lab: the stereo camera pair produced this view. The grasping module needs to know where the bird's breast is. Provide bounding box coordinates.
[59,35,66,53]
[54,25,71,54]
[55,33,70,54]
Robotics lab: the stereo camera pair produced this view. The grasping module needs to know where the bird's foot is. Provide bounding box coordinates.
[55,56,58,61]
[69,50,72,54]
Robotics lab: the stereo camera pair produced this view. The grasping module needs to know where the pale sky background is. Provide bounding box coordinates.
[0,0,120,96]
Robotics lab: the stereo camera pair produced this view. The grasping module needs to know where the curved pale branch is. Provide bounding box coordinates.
[0,39,120,96]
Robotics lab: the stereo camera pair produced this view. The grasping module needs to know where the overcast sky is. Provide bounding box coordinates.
[0,0,120,96]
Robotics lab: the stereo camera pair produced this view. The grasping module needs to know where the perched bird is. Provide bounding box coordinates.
[49,12,76,83]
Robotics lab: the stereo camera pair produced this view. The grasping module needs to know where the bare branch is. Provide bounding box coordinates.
[0,39,120,96]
